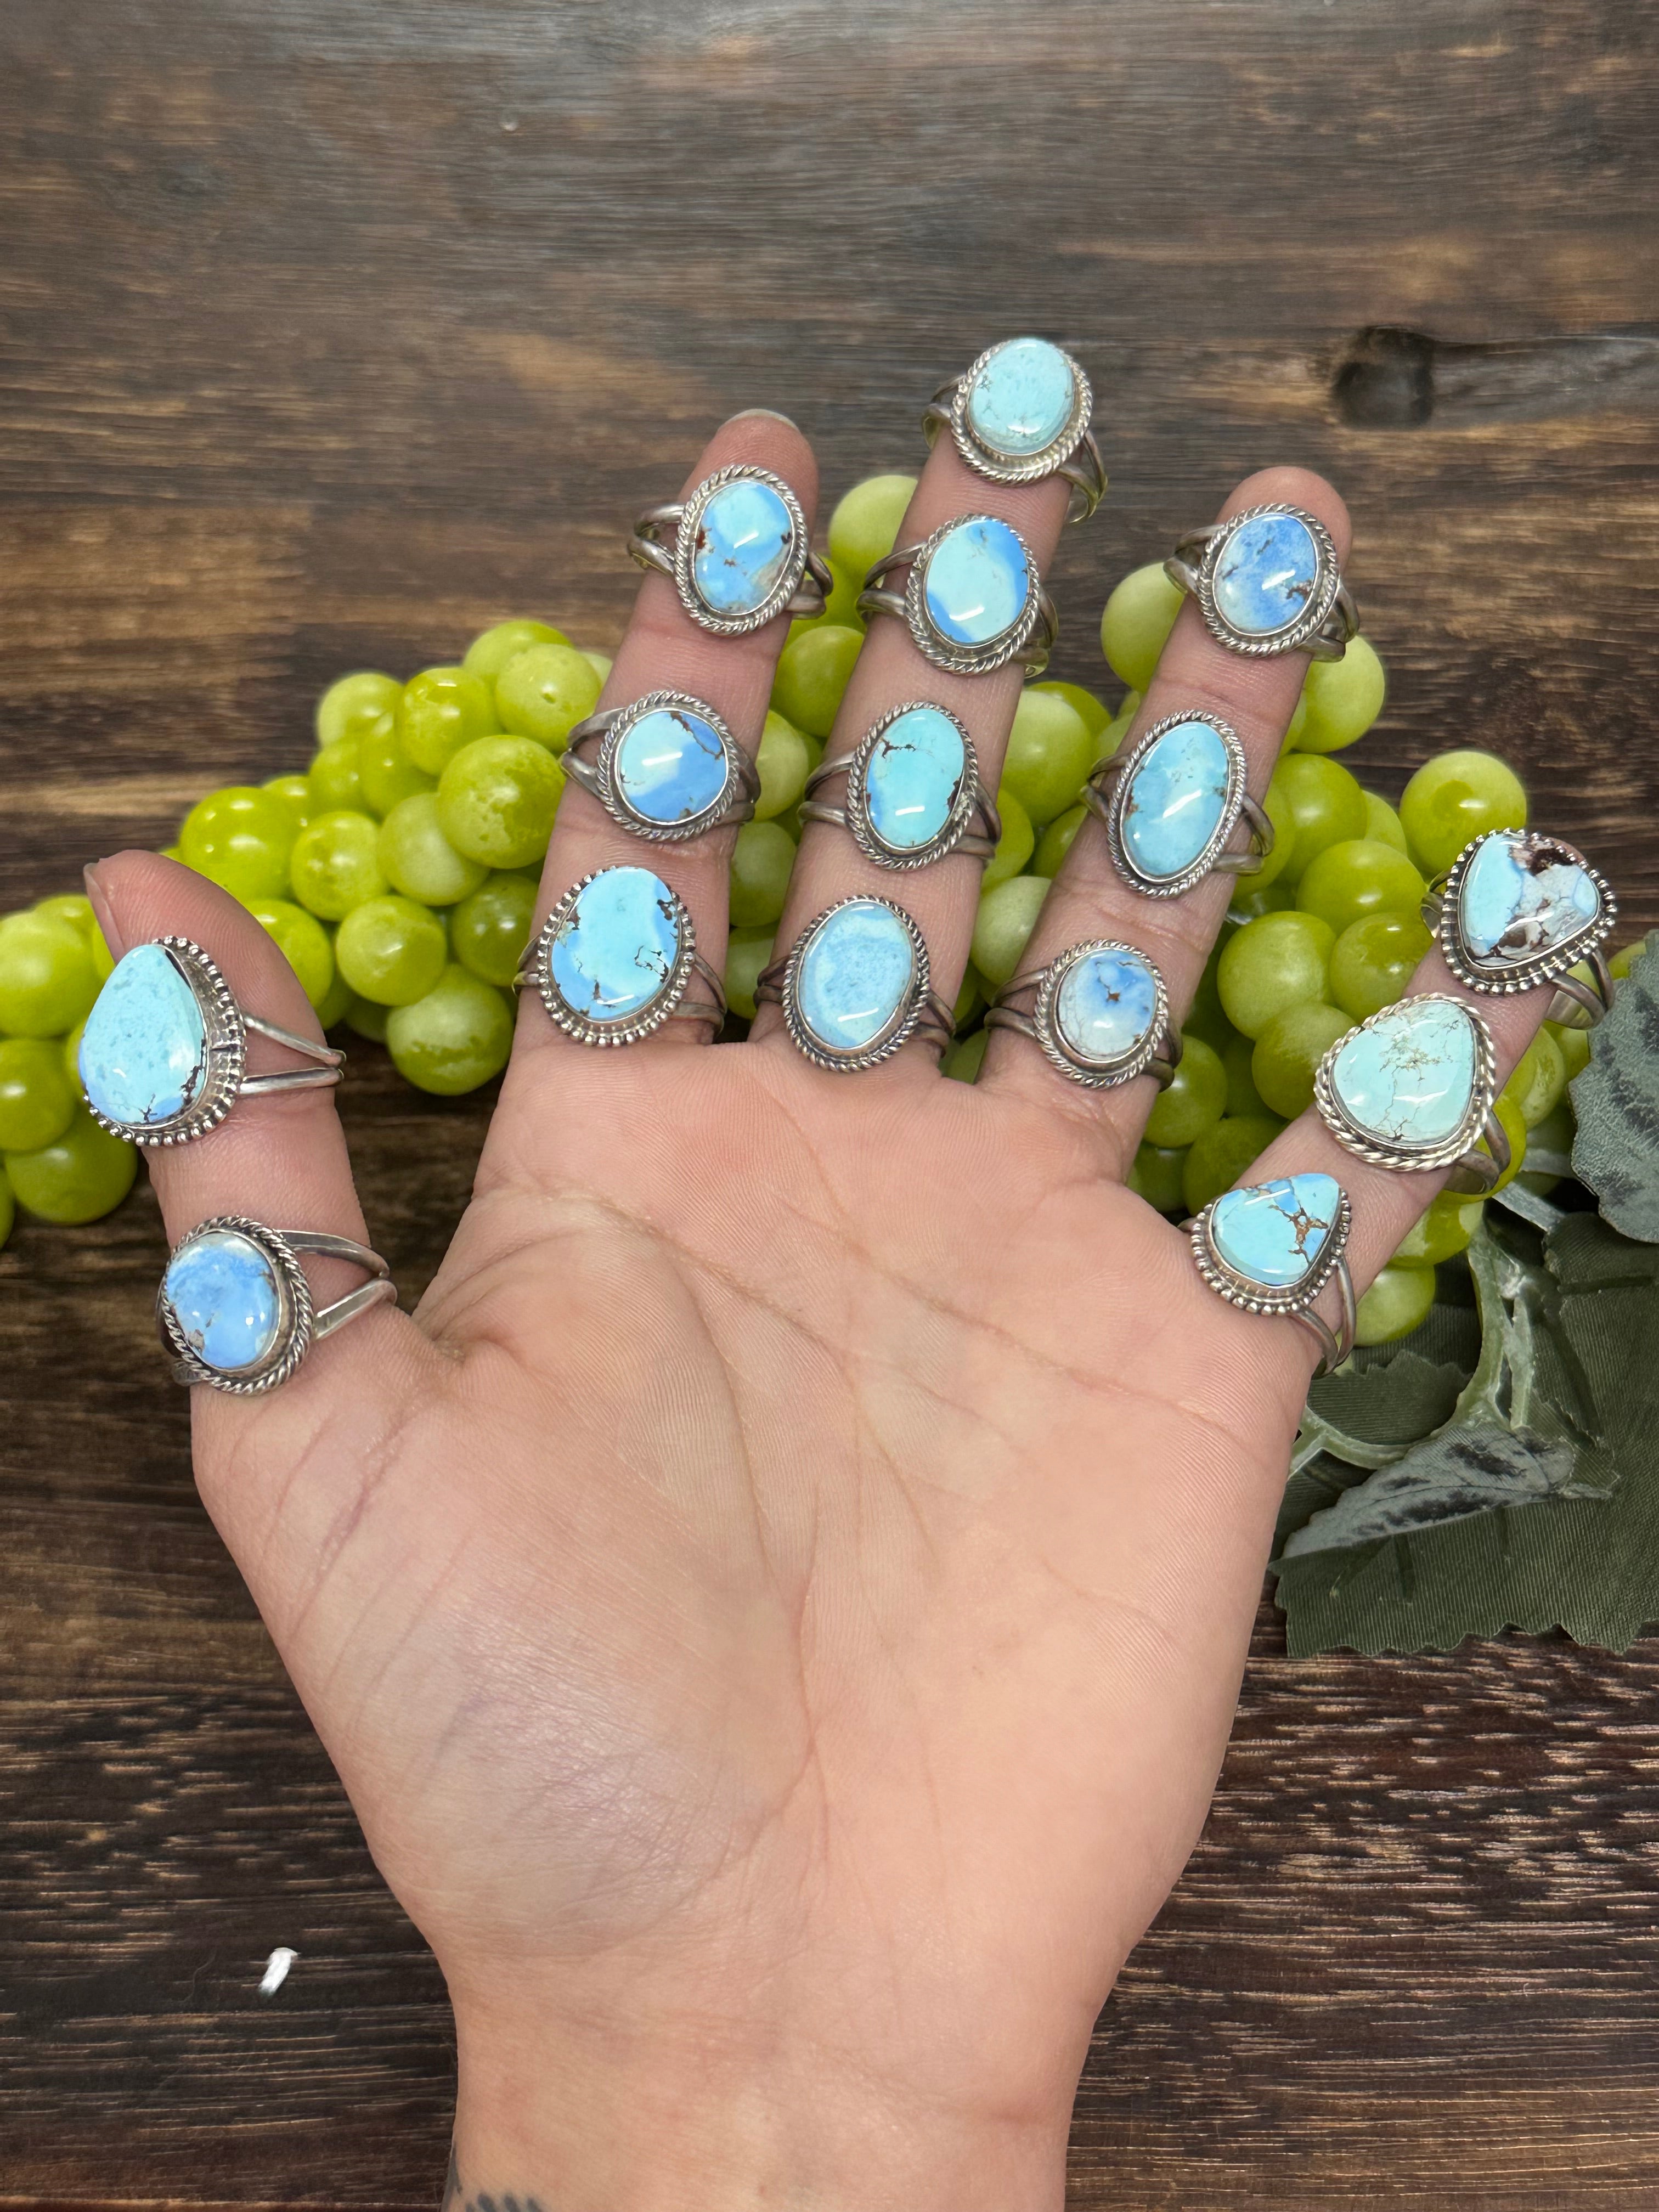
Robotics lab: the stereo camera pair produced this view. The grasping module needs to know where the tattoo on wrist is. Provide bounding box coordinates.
[442,2146,547,2212]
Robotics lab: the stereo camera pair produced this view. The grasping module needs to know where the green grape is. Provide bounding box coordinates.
[1268,754,1368,885]
[1394,1192,1482,1266]
[1217,910,1335,1039]
[315,670,400,751]
[953,965,985,1029]
[1296,636,1386,753]
[35,893,95,938]
[942,1028,989,1085]
[179,786,297,901]
[1362,789,1409,853]
[1182,1114,1286,1216]
[358,721,437,817]
[308,734,364,813]
[1355,1261,1437,1348]
[1185,944,1232,1051]
[1548,1018,1591,1080]
[729,820,796,929]
[1032,804,1085,879]
[1610,940,1649,981]
[771,623,861,738]
[981,789,1035,891]
[89,922,115,983]
[971,873,1049,990]
[289,810,391,921]
[1001,687,1092,826]
[1226,879,1295,926]
[5,1104,137,1223]
[1093,691,1141,766]
[1481,1090,1528,1192]
[1221,1029,1267,1118]
[314,956,354,1032]
[398,665,501,776]
[1502,1025,1567,1129]
[1295,839,1427,938]
[450,872,538,989]
[437,738,563,869]
[62,1017,87,1094]
[0,911,99,1037]
[1128,1142,1189,1214]
[0,1037,76,1151]
[242,897,336,1009]
[1251,772,1299,890]
[724,930,775,1022]
[263,772,314,832]
[345,992,391,1042]
[827,473,917,583]
[495,643,604,752]
[1251,1001,1353,1120]
[1283,694,1309,751]
[1031,680,1110,744]
[461,619,569,687]
[386,963,515,1094]
[753,711,812,822]
[1099,561,1182,691]
[1399,748,1527,878]
[0,1165,12,1248]
[582,650,614,686]
[379,791,490,906]
[1144,1032,1226,1148]
[1517,1099,1574,1197]
[335,894,448,1007]
[1329,911,1431,1020]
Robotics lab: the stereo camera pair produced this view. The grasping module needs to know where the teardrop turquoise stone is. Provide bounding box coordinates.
[1328,998,1479,1150]
[1210,1173,1343,1289]
[79,942,210,1128]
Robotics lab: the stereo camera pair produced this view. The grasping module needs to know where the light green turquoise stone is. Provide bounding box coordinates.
[964,338,1075,459]
[1329,997,1478,1150]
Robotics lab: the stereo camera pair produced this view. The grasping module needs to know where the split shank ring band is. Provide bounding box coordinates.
[159,1216,396,1394]
[563,692,759,842]
[800,702,1001,868]
[920,337,1106,523]
[757,896,953,1072]
[859,514,1058,678]
[1166,503,1358,661]
[629,464,831,635]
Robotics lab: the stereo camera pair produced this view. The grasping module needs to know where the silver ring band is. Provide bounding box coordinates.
[801,703,1002,869]
[1312,993,1506,1193]
[1084,712,1274,896]
[158,1215,396,1394]
[755,896,953,1071]
[1186,1178,1356,1379]
[515,868,727,1045]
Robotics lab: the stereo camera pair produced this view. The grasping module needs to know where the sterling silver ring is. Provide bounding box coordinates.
[1313,992,1507,1195]
[800,702,1000,870]
[158,1216,396,1394]
[78,935,344,1148]
[1166,502,1357,661]
[1423,828,1615,1027]
[1084,711,1273,897]
[1186,1174,1356,1376]
[921,336,1105,523]
[629,463,831,636]
[756,896,953,1072]
[563,691,758,842]
[987,940,1178,1091]
[515,866,726,1046]
[858,514,1057,678]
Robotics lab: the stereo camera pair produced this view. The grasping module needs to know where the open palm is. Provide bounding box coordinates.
[90,413,1541,2209]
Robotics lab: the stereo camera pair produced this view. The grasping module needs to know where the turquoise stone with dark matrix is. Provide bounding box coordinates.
[79,942,210,1129]
[1328,997,1479,1151]
[1120,719,1233,882]
[1458,831,1601,967]
[165,1227,282,1373]
[1054,947,1159,1068]
[1210,1173,1342,1290]
[1212,511,1319,638]
[548,867,680,1024]
[691,478,795,619]
[613,708,728,826]
[863,708,967,855]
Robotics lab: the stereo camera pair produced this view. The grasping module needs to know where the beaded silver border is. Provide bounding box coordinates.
[1088,712,1252,899]
[157,1215,313,1395]
[567,691,757,844]
[81,935,246,1147]
[674,464,814,637]
[840,702,985,871]
[1429,830,1616,995]
[1188,1182,1353,1318]
[523,868,702,1047]
[1312,992,1498,1176]
[776,896,940,1073]
[943,339,1094,487]
[1172,503,1349,660]
[1025,939,1173,1091]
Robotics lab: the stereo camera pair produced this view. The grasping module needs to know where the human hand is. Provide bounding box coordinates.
[88,408,1545,2211]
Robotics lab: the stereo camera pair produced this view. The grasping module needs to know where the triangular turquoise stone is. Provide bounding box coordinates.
[1211,1173,1342,1289]
[1458,831,1601,966]
[1329,998,1477,1150]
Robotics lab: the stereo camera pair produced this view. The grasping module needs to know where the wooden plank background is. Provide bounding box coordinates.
[3,2,1658,2204]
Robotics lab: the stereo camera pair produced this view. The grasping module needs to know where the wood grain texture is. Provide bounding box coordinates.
[3,1,1658,2204]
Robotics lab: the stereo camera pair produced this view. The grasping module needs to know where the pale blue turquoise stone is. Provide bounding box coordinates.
[1211,1173,1343,1290]
[549,866,679,1024]
[613,708,728,826]
[922,517,1029,647]
[691,478,795,617]
[864,708,967,854]
[79,941,209,1128]
[796,901,916,1053]
[165,1228,281,1374]
[965,338,1075,459]
[1054,947,1158,1068]
[1458,831,1600,964]
[1329,998,1478,1150]
[1212,511,1319,637]
[1121,719,1233,882]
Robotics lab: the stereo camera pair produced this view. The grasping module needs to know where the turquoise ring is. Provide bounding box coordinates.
[986,940,1178,1092]
[563,691,758,843]
[1424,828,1615,1026]
[516,865,726,1046]
[800,702,1000,870]
[1313,992,1506,1194]
[1085,711,1272,898]
[859,513,1057,678]
[756,896,954,1072]
[1187,1173,1356,1375]
[159,1216,395,1395]
[922,337,1105,523]
[629,464,831,636]
[1166,503,1357,661]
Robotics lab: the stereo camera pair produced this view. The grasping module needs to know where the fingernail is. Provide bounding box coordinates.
[731,407,800,432]
[82,860,126,960]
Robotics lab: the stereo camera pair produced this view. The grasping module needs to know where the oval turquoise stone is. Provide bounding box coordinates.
[1212,511,1320,637]
[165,1227,282,1373]
[691,478,795,618]
[965,338,1075,459]
[1121,719,1233,882]
[1329,997,1478,1150]
[613,707,728,827]
[863,707,967,855]
[796,901,916,1054]
[1458,831,1601,965]
[79,941,210,1128]
[922,517,1029,648]
[1054,947,1158,1069]
[1210,1173,1343,1290]
[549,866,680,1024]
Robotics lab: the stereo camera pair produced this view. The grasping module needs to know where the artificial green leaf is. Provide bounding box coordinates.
[1571,929,1659,1241]
[1274,1450,1380,1560]
[1282,1427,1581,1560]
[1305,1352,1467,1449]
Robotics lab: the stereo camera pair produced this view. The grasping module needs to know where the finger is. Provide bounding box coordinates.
[746,407,1071,1069]
[978,466,1351,1170]
[512,409,818,1063]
